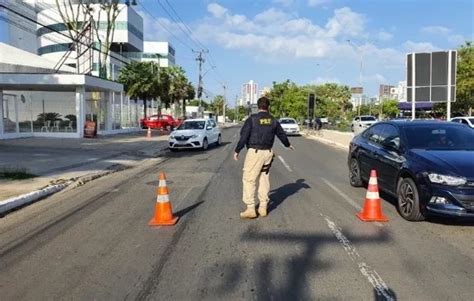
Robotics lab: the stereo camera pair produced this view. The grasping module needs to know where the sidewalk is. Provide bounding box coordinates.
[303,129,354,151]
[0,130,170,208]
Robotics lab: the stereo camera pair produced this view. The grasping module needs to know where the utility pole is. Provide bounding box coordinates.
[235,95,239,123]
[222,83,227,124]
[193,49,208,117]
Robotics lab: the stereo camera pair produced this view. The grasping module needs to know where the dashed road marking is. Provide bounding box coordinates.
[277,155,293,172]
[323,215,394,301]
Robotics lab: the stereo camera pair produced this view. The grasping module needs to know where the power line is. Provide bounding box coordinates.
[0,4,130,66]
[138,1,193,51]
[162,0,206,50]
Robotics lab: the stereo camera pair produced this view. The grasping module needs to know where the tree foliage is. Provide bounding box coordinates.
[453,41,474,115]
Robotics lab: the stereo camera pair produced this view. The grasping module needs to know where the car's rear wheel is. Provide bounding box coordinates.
[397,177,425,221]
[202,138,208,150]
[349,158,363,187]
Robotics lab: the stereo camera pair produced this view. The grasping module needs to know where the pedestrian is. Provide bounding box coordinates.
[234,97,294,219]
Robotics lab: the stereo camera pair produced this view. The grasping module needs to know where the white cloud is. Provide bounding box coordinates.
[377,30,393,42]
[448,34,465,45]
[421,26,450,35]
[362,73,387,83]
[325,7,365,38]
[207,3,228,18]
[311,76,340,84]
[403,40,439,52]
[308,0,331,7]
[254,8,290,25]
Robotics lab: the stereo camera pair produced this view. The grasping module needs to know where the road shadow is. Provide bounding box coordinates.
[175,201,205,218]
[199,225,394,300]
[268,179,310,213]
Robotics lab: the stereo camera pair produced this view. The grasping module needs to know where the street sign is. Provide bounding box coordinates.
[308,93,315,121]
[407,51,456,103]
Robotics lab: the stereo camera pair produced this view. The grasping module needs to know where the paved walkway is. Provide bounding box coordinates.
[303,129,354,150]
[0,130,169,201]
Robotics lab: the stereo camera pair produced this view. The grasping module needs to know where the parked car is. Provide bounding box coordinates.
[168,118,221,151]
[279,118,300,135]
[451,116,474,129]
[348,120,474,221]
[141,114,178,130]
[351,115,377,133]
[320,117,329,124]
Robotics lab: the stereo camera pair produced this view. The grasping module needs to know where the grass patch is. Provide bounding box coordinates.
[0,167,37,180]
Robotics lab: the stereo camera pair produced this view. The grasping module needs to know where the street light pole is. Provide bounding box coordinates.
[347,40,364,116]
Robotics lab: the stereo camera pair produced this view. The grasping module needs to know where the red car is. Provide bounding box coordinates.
[141,114,179,129]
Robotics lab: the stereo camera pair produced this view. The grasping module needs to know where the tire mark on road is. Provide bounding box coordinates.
[323,214,395,301]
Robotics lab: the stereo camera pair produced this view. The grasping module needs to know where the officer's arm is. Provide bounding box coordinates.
[275,121,291,147]
[235,118,252,153]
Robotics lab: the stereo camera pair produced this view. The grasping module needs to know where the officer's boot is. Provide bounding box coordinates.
[258,202,268,217]
[240,205,257,219]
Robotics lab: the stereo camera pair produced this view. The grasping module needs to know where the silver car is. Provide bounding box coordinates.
[351,115,377,134]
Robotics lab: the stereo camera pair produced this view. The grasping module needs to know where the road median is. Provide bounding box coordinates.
[303,129,353,151]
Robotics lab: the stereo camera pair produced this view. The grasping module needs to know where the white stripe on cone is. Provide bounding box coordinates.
[366,191,380,200]
[369,177,378,185]
[157,194,169,203]
[159,179,167,187]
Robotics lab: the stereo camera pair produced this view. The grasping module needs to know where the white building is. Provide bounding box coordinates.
[241,80,258,106]
[141,41,176,67]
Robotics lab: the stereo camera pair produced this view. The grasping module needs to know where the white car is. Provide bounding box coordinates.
[279,118,300,135]
[451,117,474,129]
[351,115,377,134]
[169,118,221,151]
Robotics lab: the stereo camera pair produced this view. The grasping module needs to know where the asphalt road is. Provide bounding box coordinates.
[1,127,473,300]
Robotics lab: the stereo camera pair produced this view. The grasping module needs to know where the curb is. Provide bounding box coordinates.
[304,133,349,151]
[0,182,71,215]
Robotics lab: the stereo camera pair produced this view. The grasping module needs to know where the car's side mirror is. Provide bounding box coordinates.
[206,126,213,130]
[381,140,399,151]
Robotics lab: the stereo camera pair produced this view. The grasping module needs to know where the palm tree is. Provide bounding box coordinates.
[118,61,160,118]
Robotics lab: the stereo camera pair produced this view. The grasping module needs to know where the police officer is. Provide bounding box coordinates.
[234,96,294,219]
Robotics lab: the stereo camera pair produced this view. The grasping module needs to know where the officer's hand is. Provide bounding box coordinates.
[233,152,239,161]
[289,145,295,150]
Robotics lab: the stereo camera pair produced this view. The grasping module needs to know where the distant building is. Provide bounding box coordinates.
[259,86,271,97]
[379,84,395,99]
[241,80,258,106]
[140,41,175,67]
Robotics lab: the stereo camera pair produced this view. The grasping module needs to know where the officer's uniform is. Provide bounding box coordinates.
[235,111,291,217]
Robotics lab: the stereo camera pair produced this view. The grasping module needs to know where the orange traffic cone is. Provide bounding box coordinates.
[149,172,179,226]
[146,127,152,139]
[356,170,388,222]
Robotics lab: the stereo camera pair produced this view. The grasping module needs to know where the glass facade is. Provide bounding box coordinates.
[1,90,142,138]
[2,91,77,134]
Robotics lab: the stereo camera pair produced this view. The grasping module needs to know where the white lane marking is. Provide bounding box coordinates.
[277,155,293,172]
[323,215,394,301]
[321,178,383,228]
[322,178,361,210]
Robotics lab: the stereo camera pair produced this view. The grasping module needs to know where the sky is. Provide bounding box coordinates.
[137,0,473,104]
[0,0,472,104]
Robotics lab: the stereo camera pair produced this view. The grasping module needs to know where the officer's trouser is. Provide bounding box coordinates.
[242,148,274,207]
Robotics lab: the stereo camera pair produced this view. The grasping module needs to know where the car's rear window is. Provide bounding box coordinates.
[361,116,376,121]
[280,119,296,124]
[404,125,474,150]
[178,121,205,130]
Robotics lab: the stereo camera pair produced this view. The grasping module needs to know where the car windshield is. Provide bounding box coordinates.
[360,116,376,121]
[404,125,474,150]
[178,121,205,130]
[280,119,296,124]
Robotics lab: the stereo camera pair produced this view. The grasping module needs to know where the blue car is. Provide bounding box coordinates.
[348,120,474,221]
